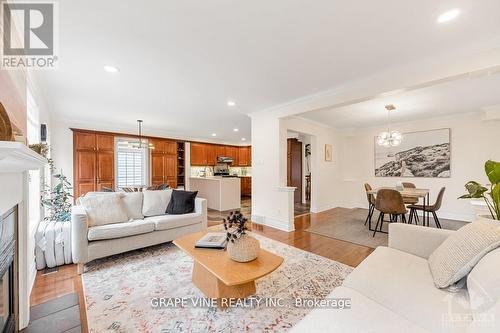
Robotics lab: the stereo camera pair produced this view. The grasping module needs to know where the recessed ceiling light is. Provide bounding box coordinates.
[227,101,236,107]
[211,133,217,137]
[233,128,239,132]
[241,138,246,141]
[104,65,119,73]
[437,9,460,23]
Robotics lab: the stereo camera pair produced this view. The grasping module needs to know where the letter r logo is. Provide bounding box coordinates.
[2,2,54,56]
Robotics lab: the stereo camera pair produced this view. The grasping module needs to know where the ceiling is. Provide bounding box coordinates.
[33,0,500,142]
[297,72,500,128]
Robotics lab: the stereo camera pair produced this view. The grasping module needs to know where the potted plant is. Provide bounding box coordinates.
[459,160,500,222]
[224,211,260,262]
[35,171,72,269]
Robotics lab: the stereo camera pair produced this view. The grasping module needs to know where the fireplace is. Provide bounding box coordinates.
[0,207,17,333]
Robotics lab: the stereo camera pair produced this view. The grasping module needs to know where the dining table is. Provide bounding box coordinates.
[366,187,431,227]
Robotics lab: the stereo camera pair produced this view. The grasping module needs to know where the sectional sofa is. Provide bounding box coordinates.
[291,223,499,333]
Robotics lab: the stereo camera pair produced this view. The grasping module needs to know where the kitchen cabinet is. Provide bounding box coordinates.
[190,143,207,166]
[190,143,251,166]
[205,144,217,166]
[240,176,251,196]
[73,131,115,198]
[215,145,226,160]
[225,146,239,166]
[151,139,178,188]
[238,146,251,166]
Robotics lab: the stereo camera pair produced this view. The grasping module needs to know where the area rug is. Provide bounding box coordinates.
[82,233,352,332]
[306,207,467,249]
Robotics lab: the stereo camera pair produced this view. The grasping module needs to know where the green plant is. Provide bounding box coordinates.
[459,160,500,220]
[42,171,73,221]
[29,143,55,173]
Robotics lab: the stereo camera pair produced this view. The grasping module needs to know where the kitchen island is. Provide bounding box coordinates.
[189,177,241,211]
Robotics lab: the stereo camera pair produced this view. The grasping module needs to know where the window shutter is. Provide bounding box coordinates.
[116,139,148,188]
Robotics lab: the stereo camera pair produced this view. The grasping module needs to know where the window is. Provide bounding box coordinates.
[116,138,149,188]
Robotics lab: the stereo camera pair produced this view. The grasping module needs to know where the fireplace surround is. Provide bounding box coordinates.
[0,206,17,333]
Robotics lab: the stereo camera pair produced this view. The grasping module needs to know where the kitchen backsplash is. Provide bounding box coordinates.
[190,166,251,177]
[229,167,252,176]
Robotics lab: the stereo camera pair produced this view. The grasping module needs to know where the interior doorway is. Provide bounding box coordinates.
[287,132,311,216]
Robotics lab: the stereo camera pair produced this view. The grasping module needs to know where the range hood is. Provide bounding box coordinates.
[217,156,234,163]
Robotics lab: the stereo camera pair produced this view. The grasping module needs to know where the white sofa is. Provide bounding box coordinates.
[291,223,500,333]
[71,192,207,273]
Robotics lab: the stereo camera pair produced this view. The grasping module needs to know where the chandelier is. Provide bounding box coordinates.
[127,120,154,150]
[377,104,402,147]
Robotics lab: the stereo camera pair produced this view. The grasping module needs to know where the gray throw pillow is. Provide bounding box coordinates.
[428,220,500,288]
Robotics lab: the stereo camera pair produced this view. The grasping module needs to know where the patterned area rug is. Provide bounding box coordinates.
[82,234,352,332]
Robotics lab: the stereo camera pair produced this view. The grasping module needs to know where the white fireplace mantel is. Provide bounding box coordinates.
[0,141,47,330]
[0,141,47,172]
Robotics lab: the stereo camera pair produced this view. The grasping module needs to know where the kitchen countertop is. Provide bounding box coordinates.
[189,176,240,181]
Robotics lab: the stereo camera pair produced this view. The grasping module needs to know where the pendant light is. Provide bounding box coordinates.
[128,120,154,150]
[377,104,402,147]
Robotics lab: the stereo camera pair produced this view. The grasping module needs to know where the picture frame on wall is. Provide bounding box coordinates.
[374,128,451,178]
[325,144,332,162]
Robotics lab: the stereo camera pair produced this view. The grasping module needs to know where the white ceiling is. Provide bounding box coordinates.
[297,72,500,128]
[34,0,500,142]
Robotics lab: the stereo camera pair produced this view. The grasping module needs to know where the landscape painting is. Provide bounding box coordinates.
[374,128,450,178]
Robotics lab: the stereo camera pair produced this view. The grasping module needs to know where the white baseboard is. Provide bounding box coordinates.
[310,203,337,213]
[344,203,474,223]
[29,260,37,295]
[251,214,295,232]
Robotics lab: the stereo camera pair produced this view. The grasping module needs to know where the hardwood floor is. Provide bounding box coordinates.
[29,265,88,333]
[28,204,373,332]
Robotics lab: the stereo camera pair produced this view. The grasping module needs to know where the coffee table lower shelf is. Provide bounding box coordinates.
[192,261,256,301]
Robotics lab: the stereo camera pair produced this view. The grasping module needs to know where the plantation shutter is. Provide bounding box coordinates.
[116,139,148,188]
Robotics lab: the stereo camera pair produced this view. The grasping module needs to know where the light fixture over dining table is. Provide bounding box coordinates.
[125,120,155,150]
[377,104,402,147]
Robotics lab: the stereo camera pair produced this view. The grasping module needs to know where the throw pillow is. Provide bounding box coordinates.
[166,190,198,214]
[467,247,500,313]
[428,220,500,288]
[80,193,128,227]
[122,192,144,220]
[142,189,173,217]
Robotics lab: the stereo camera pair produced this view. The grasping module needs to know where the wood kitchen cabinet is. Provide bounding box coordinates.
[238,146,251,166]
[151,139,178,188]
[73,131,115,198]
[205,144,217,166]
[225,146,239,166]
[240,176,251,196]
[190,143,207,166]
[190,143,251,166]
[215,145,226,160]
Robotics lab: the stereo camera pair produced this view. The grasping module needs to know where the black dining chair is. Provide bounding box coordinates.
[373,189,408,237]
[408,187,445,228]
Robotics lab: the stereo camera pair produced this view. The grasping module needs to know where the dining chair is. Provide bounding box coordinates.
[364,183,376,226]
[373,189,408,237]
[408,187,445,228]
[401,182,419,206]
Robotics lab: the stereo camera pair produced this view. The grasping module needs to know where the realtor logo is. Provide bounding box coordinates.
[1,1,58,69]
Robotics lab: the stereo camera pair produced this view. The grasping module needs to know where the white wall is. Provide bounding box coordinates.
[281,117,341,213]
[50,120,74,184]
[336,112,500,222]
[251,114,341,231]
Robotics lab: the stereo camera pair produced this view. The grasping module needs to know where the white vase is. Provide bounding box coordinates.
[227,234,260,262]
